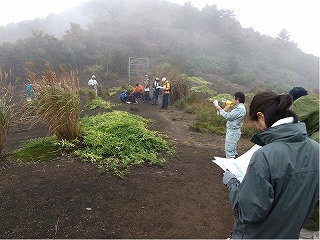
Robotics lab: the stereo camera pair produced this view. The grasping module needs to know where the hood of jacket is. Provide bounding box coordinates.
[251,122,308,146]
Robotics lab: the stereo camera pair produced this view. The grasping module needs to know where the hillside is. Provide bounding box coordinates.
[0,0,318,92]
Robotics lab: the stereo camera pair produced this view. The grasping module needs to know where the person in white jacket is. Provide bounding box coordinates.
[88,75,98,96]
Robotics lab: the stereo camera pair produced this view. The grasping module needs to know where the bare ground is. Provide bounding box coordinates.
[0,95,254,239]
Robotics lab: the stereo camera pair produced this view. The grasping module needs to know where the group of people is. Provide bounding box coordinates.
[119,74,171,109]
[87,73,318,239]
[214,87,319,239]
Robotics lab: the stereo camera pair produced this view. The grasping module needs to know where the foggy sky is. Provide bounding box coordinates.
[0,0,319,57]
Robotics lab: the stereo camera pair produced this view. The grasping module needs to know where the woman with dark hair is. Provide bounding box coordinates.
[222,91,319,239]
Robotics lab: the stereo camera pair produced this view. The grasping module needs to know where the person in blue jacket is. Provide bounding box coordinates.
[222,91,319,239]
[119,90,137,104]
[26,83,34,101]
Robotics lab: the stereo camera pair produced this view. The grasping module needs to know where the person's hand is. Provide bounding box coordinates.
[222,169,237,185]
[213,99,219,107]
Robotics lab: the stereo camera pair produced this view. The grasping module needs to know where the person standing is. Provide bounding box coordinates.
[152,77,161,105]
[26,83,34,102]
[143,75,151,103]
[161,77,170,109]
[289,86,319,142]
[222,91,319,239]
[88,75,98,96]
[214,92,246,158]
[289,87,319,239]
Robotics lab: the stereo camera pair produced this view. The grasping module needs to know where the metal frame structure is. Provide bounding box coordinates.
[128,57,149,82]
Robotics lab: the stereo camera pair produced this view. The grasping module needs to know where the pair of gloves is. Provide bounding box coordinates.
[223,169,237,185]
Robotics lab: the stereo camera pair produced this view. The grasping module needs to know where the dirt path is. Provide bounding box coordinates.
[0,96,254,239]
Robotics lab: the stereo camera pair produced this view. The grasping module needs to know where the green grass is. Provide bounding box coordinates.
[11,136,60,162]
[77,111,175,177]
[10,111,175,178]
[86,97,115,109]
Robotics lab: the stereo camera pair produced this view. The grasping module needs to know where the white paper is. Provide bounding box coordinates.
[212,144,261,182]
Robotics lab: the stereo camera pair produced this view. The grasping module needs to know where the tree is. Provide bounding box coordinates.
[277,29,290,43]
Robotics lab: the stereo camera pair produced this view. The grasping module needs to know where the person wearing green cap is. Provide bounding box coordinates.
[289,87,319,239]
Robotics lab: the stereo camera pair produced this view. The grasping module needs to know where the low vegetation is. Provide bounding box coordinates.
[10,111,175,178]
[11,136,61,162]
[76,111,175,177]
[86,96,116,110]
[173,87,256,136]
[9,63,256,176]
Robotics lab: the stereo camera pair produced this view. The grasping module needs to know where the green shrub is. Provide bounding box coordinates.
[187,99,256,137]
[76,111,175,177]
[187,76,212,86]
[10,111,175,178]
[87,97,115,110]
[191,85,216,95]
[190,102,226,134]
[174,99,187,110]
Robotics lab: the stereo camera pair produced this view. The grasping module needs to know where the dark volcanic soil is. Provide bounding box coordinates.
[0,94,254,239]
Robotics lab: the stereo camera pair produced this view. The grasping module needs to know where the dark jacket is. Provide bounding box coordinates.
[292,95,319,231]
[227,122,319,239]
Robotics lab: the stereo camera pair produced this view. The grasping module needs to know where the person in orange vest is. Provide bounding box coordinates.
[161,78,170,109]
[132,83,144,99]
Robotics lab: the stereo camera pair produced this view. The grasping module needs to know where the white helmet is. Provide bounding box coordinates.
[162,77,166,82]
[92,75,96,79]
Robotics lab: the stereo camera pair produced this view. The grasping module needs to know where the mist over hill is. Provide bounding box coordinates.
[0,0,318,92]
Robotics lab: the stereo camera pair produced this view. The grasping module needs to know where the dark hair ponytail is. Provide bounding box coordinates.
[249,91,298,128]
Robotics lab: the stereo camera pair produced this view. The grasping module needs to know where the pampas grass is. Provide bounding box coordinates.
[21,61,81,140]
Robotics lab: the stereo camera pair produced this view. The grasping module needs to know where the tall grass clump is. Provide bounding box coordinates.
[76,111,175,177]
[151,63,191,103]
[22,62,81,140]
[169,74,191,103]
[0,67,15,152]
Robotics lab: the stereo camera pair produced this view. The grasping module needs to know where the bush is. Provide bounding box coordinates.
[86,96,115,110]
[21,62,81,140]
[76,111,175,177]
[190,101,226,134]
[187,99,256,137]
[170,75,191,103]
[174,99,187,110]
